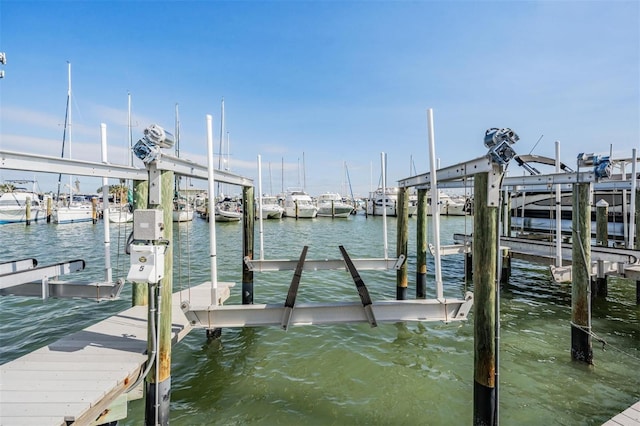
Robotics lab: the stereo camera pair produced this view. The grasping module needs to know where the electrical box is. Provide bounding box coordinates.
[127,244,166,284]
[133,209,164,241]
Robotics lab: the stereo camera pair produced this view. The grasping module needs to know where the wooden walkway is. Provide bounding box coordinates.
[603,401,640,426]
[0,282,231,425]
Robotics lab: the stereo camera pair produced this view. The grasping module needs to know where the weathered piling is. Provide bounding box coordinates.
[595,199,609,247]
[25,196,31,225]
[132,180,149,306]
[473,171,499,426]
[144,168,174,426]
[594,199,609,298]
[396,187,408,300]
[46,197,52,223]
[242,186,255,304]
[571,182,593,364]
[416,188,428,298]
[91,197,98,224]
[635,187,639,304]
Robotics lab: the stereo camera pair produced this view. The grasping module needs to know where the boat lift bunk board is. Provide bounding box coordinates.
[0,258,125,301]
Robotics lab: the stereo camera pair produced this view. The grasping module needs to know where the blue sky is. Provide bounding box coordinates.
[1,0,638,197]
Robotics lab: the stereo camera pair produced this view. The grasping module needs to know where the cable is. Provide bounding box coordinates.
[125,282,158,393]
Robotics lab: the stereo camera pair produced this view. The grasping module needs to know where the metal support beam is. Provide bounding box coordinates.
[281,247,308,331]
[0,279,125,301]
[339,245,377,327]
[398,155,493,188]
[181,293,474,328]
[244,256,406,272]
[0,149,254,187]
[0,258,37,275]
[1,150,147,181]
[0,259,85,289]
[154,152,253,187]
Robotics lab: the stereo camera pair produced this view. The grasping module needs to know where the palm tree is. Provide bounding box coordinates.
[0,183,16,193]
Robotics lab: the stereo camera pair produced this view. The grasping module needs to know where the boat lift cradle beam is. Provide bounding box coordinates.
[0,149,253,188]
[447,234,639,283]
[183,246,473,329]
[398,150,638,192]
[0,258,37,275]
[0,259,125,301]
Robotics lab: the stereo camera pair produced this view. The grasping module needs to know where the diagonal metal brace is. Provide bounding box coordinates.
[339,245,377,328]
[281,246,309,331]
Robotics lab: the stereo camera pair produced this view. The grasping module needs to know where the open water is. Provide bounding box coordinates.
[0,214,638,425]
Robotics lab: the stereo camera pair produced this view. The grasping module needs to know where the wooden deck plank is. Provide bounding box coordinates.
[0,282,229,425]
[603,401,640,426]
[0,417,67,426]
[0,403,90,418]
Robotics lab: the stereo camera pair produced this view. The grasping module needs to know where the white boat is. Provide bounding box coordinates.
[283,189,317,218]
[257,195,284,219]
[316,192,354,218]
[0,183,46,224]
[53,198,94,224]
[108,204,133,223]
[367,187,469,217]
[173,199,195,222]
[215,197,242,222]
[437,192,470,216]
[366,187,418,217]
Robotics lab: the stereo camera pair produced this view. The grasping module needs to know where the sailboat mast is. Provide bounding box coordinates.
[66,61,73,205]
[128,92,133,167]
[217,98,225,197]
[56,63,71,203]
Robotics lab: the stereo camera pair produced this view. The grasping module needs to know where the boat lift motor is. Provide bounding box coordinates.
[127,209,167,284]
[577,152,612,179]
[132,124,175,164]
[484,127,519,165]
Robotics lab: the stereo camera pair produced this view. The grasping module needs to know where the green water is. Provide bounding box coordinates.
[0,215,638,425]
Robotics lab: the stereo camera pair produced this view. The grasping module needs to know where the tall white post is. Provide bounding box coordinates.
[257,155,265,260]
[100,124,112,283]
[381,152,388,259]
[555,141,562,267]
[629,148,637,249]
[427,109,443,300]
[206,114,219,305]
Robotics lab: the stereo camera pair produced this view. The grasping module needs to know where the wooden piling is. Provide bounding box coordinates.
[634,188,639,304]
[416,188,427,299]
[635,188,639,251]
[91,197,98,224]
[595,199,609,247]
[396,187,408,300]
[25,196,31,226]
[144,169,174,425]
[242,186,255,304]
[473,171,498,426]
[132,180,149,307]
[571,182,593,364]
[46,197,52,223]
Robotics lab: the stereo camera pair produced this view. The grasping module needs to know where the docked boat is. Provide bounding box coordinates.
[0,183,47,224]
[108,204,133,223]
[53,199,94,224]
[215,197,242,222]
[366,187,418,217]
[173,198,195,222]
[367,187,469,217]
[257,195,284,219]
[315,192,354,218]
[283,189,317,219]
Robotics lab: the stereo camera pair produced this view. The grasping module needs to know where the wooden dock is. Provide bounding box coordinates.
[603,401,640,426]
[0,282,231,426]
